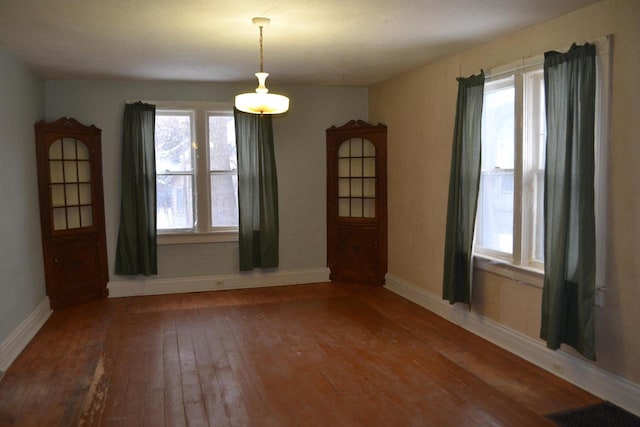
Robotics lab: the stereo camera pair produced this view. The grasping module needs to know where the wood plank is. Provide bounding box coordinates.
[0,283,604,426]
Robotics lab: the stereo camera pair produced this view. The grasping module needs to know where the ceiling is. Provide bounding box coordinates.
[0,0,600,86]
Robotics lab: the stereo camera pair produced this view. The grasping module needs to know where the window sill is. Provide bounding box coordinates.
[158,231,238,245]
[473,254,543,288]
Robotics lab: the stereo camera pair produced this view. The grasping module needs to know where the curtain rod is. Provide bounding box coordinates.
[484,35,611,80]
[485,60,544,79]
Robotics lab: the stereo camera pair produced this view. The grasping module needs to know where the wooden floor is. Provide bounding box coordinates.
[0,283,601,426]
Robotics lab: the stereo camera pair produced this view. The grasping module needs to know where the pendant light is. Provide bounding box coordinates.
[235,17,290,115]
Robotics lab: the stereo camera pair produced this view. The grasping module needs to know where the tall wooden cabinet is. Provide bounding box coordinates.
[326,120,387,285]
[35,118,109,309]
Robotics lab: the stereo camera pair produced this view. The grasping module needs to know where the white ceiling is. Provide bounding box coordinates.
[0,0,600,86]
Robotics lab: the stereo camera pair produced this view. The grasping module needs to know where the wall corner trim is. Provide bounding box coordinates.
[0,297,52,372]
[384,273,640,416]
[107,267,331,298]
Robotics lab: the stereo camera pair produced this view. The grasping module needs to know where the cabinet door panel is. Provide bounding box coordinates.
[334,225,378,283]
[48,237,103,306]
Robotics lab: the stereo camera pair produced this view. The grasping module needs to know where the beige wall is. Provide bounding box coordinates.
[369,0,640,383]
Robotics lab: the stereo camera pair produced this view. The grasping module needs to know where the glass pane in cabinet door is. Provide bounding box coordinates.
[64,161,78,182]
[65,184,79,205]
[363,199,375,218]
[363,178,375,198]
[67,207,81,229]
[350,199,363,217]
[362,140,375,156]
[338,178,350,197]
[53,208,67,231]
[63,138,77,159]
[80,206,93,227]
[338,158,350,177]
[79,183,92,205]
[338,141,350,157]
[78,161,91,182]
[338,199,350,217]
[363,158,375,177]
[76,141,90,160]
[51,185,65,207]
[49,140,62,159]
[50,161,64,183]
[350,138,363,157]
[350,179,363,197]
[350,158,362,177]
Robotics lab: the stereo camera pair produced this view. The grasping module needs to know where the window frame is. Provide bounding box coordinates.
[475,65,545,271]
[155,109,197,233]
[473,36,611,294]
[475,75,517,260]
[153,101,238,245]
[206,110,239,233]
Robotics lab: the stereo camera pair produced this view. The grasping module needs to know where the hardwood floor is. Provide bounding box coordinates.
[0,283,601,426]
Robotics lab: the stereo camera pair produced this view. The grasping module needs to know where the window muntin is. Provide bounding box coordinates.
[154,105,238,236]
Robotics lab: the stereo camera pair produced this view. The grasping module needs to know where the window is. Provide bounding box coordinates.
[154,102,238,243]
[475,36,610,282]
[475,66,545,270]
[156,111,195,230]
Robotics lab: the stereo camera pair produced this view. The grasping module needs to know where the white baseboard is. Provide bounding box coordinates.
[108,267,331,298]
[384,274,640,416]
[0,297,52,372]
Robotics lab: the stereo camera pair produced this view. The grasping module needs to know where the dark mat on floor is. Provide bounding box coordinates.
[546,401,640,426]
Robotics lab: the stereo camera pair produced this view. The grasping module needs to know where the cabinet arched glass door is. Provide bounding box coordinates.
[48,138,94,231]
[338,138,376,218]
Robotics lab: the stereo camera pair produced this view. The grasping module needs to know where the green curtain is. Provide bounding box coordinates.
[540,43,597,360]
[442,72,485,306]
[115,102,158,275]
[234,109,279,271]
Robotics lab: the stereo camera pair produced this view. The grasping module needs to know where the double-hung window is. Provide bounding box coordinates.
[154,102,238,243]
[476,36,610,283]
[475,66,546,270]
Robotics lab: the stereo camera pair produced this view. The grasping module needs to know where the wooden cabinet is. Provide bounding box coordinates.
[326,120,387,285]
[35,118,109,309]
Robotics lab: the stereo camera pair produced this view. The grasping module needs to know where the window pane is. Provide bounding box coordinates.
[478,80,515,254]
[155,114,193,172]
[482,83,515,170]
[157,174,194,229]
[477,170,514,253]
[209,115,237,171]
[535,76,546,261]
[535,170,545,261]
[210,174,238,227]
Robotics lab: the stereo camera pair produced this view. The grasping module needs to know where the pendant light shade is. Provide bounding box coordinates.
[235,18,290,115]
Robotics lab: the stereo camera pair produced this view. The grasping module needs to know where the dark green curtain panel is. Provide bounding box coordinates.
[115,102,158,276]
[442,71,485,306]
[541,43,597,360]
[234,109,279,271]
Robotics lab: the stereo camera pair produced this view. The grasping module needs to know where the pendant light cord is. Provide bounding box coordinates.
[259,25,264,73]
